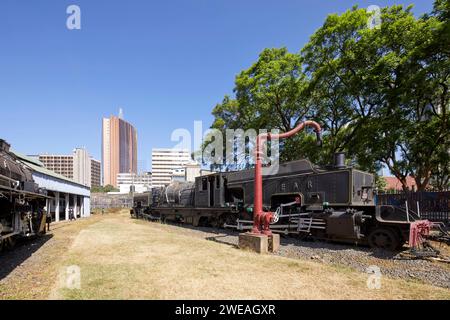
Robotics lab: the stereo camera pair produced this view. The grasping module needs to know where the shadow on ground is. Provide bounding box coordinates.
[0,234,53,281]
[205,234,240,248]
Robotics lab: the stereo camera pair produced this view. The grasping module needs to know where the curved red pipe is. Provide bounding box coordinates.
[251,120,322,235]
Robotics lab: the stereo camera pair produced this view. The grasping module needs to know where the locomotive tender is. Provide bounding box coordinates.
[0,139,48,250]
[133,153,420,250]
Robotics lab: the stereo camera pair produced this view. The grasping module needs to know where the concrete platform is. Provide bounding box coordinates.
[239,233,269,254]
[268,234,280,253]
[238,233,281,254]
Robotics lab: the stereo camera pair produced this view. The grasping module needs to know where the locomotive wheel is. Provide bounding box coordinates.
[368,228,400,251]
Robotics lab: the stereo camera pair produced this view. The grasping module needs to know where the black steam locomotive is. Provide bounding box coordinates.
[132,154,421,250]
[0,139,48,251]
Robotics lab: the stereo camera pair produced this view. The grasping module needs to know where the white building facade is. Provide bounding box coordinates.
[151,149,191,187]
[170,162,210,183]
[185,162,204,182]
[117,172,152,194]
[73,148,91,187]
[171,168,186,182]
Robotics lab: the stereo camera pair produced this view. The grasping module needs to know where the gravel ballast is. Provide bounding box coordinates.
[161,223,450,289]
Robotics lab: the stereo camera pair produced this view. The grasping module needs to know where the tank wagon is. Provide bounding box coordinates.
[133,153,421,250]
[0,139,48,250]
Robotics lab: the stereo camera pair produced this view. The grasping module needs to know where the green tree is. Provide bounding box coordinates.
[210,48,312,164]
[375,175,388,193]
[426,0,450,191]
[429,147,450,190]
[208,1,449,192]
[234,48,310,133]
[302,4,449,190]
[91,185,119,193]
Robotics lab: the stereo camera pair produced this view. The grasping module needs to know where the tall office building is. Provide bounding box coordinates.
[91,159,101,188]
[151,148,191,187]
[102,110,138,187]
[73,148,91,187]
[32,148,100,188]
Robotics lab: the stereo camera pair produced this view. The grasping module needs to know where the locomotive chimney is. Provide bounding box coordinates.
[0,139,10,152]
[334,152,346,169]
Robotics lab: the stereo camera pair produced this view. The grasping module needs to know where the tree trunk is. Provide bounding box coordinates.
[395,175,409,192]
[414,170,432,191]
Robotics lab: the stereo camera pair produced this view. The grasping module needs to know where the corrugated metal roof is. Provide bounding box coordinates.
[11,150,44,166]
[11,150,87,188]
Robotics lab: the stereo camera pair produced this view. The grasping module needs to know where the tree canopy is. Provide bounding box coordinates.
[209,0,450,191]
[91,185,119,193]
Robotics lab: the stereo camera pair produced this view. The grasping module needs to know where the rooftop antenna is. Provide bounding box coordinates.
[118,108,124,119]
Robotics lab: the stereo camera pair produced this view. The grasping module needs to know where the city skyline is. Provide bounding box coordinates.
[0,1,433,173]
[0,0,432,175]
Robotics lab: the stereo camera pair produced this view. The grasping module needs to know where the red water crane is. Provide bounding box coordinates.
[251,120,323,235]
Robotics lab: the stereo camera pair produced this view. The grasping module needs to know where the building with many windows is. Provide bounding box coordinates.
[37,154,73,179]
[102,110,138,187]
[151,149,191,187]
[13,152,91,222]
[91,158,101,188]
[31,148,100,188]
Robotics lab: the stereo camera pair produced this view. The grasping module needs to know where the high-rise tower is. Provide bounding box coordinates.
[102,110,137,187]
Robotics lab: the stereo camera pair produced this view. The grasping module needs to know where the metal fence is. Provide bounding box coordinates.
[376,191,450,223]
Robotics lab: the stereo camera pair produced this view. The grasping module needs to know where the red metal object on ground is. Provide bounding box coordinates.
[251,120,323,235]
[409,220,432,248]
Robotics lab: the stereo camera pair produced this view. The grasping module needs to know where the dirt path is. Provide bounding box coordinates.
[1,211,449,300]
[0,215,102,299]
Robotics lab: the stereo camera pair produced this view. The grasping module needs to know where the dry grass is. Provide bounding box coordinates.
[0,215,104,299]
[430,240,450,258]
[1,209,448,300]
[44,211,450,300]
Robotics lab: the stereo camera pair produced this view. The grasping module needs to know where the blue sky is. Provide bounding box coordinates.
[0,0,433,171]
